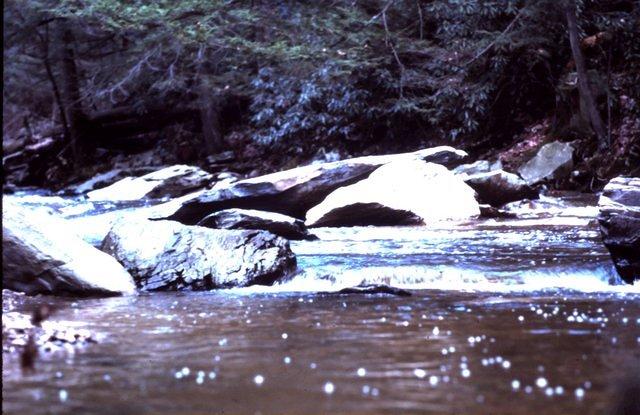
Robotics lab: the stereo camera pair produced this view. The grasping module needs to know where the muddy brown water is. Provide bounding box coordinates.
[2,193,640,414]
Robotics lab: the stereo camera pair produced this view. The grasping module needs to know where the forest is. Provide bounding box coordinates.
[3,2,640,415]
[4,0,639,189]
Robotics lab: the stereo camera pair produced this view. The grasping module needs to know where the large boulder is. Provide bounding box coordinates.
[2,200,136,296]
[305,160,480,228]
[517,141,574,185]
[87,165,213,201]
[198,208,317,241]
[166,146,468,224]
[101,219,297,290]
[598,177,640,284]
[463,170,538,206]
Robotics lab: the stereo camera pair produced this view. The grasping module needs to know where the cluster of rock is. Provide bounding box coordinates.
[2,290,97,358]
[4,139,636,299]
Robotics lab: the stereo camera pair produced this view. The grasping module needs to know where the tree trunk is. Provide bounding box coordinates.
[54,20,87,166]
[39,24,70,140]
[195,46,225,154]
[565,1,608,149]
[198,88,224,154]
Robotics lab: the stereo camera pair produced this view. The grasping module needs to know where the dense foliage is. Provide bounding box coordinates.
[3,0,639,182]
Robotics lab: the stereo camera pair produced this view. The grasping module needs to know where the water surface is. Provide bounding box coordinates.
[3,193,639,414]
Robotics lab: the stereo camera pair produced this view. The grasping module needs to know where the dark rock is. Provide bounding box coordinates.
[198,208,317,240]
[206,151,236,165]
[518,141,574,185]
[478,204,518,219]
[598,177,640,284]
[101,218,297,290]
[167,146,468,224]
[464,170,538,206]
[321,284,412,297]
[2,199,136,296]
[307,203,422,228]
[305,160,479,228]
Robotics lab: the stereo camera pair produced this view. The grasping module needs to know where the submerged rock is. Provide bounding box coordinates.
[2,200,136,296]
[517,141,574,185]
[198,208,317,241]
[325,284,412,297]
[2,309,96,357]
[87,165,213,201]
[464,170,537,206]
[305,160,480,228]
[167,146,468,224]
[101,219,297,290]
[598,177,640,284]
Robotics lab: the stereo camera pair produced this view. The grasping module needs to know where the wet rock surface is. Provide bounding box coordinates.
[598,177,640,284]
[305,160,479,228]
[453,160,491,176]
[464,170,538,207]
[198,208,317,241]
[102,218,297,290]
[87,165,213,201]
[63,167,162,195]
[2,199,136,296]
[518,141,574,185]
[478,204,518,219]
[167,146,468,224]
[324,284,412,297]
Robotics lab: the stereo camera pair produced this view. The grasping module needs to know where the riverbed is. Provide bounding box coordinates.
[2,192,639,414]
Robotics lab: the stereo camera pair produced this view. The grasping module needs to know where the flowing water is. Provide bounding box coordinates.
[3,192,640,414]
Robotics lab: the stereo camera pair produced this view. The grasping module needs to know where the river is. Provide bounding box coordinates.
[2,192,639,414]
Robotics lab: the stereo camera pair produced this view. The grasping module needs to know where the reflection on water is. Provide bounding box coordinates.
[3,192,640,414]
[3,291,639,415]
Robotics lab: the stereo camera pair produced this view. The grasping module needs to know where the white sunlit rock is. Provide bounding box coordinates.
[2,199,136,296]
[305,160,480,228]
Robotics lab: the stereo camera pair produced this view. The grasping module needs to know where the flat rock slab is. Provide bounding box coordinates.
[87,165,213,201]
[101,219,297,291]
[305,160,480,228]
[198,208,317,241]
[167,146,468,224]
[2,199,136,296]
[598,177,640,284]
